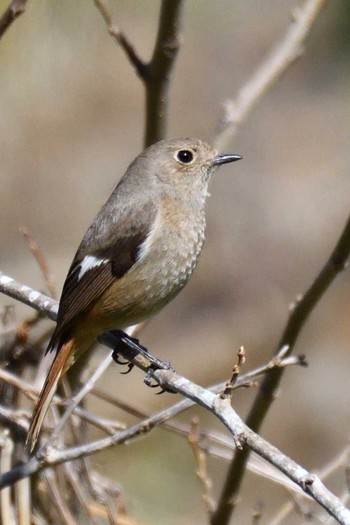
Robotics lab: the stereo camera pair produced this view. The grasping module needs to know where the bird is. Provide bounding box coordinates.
[26,137,241,451]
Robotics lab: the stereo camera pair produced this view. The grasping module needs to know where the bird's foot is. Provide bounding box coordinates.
[113,353,135,374]
[110,329,173,372]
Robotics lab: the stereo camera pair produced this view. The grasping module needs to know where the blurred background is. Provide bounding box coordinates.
[1,0,350,523]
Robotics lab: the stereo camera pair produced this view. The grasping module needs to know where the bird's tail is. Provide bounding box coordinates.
[26,339,75,453]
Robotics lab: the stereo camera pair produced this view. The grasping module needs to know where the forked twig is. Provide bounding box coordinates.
[93,0,184,146]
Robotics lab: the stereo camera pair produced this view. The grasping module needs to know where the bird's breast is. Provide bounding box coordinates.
[95,200,206,328]
[140,202,206,297]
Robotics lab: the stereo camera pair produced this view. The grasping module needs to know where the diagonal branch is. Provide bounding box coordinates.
[210,206,350,525]
[0,273,58,321]
[214,0,328,150]
[1,365,350,524]
[0,0,28,40]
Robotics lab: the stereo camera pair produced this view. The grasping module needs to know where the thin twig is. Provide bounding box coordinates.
[42,469,79,525]
[19,227,57,299]
[220,346,246,398]
[0,0,28,40]
[214,0,328,150]
[188,417,215,514]
[64,464,98,525]
[94,0,146,79]
[90,472,125,525]
[16,227,57,345]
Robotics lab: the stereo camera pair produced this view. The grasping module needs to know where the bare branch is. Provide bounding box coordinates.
[271,445,350,525]
[214,0,328,150]
[145,0,184,146]
[93,0,184,147]
[211,214,350,522]
[0,0,28,40]
[1,367,350,524]
[0,350,305,478]
[0,270,345,521]
[0,273,58,321]
[0,371,125,436]
[42,469,80,525]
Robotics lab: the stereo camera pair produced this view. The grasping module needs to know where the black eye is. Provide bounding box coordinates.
[177,150,193,164]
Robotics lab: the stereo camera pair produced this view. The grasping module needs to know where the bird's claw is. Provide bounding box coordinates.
[120,362,135,375]
[113,354,130,366]
[144,369,176,394]
[110,329,174,371]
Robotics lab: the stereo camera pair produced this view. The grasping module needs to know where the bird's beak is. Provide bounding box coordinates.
[212,153,242,166]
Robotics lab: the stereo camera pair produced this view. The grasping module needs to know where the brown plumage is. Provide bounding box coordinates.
[26,138,241,452]
[27,340,74,450]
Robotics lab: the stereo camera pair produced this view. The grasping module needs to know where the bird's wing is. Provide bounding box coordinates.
[48,202,157,351]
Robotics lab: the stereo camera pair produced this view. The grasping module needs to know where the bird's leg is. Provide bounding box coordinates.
[108,329,173,372]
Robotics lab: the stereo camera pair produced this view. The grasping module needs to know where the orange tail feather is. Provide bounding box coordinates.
[26,339,74,453]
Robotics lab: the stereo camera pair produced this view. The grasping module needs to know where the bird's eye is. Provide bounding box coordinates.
[176,150,194,164]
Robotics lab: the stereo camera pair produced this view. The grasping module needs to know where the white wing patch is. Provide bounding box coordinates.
[78,255,108,281]
[137,211,161,261]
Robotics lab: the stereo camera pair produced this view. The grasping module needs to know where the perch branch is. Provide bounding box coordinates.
[0,366,350,524]
[0,272,347,522]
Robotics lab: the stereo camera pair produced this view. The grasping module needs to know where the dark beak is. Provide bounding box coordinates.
[212,154,242,166]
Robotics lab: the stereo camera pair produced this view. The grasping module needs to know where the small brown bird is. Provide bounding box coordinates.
[27,138,241,451]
